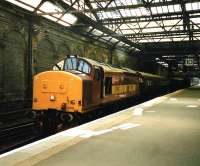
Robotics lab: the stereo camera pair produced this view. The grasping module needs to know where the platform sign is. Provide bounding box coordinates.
[185,58,194,66]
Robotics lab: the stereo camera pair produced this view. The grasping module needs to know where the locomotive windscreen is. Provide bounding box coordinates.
[53,56,91,74]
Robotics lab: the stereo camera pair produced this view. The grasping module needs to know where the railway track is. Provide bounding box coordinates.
[0,109,38,154]
[0,88,172,154]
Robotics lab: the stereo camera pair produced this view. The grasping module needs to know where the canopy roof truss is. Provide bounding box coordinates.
[3,0,200,55]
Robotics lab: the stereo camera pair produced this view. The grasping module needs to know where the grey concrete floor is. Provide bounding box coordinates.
[35,86,200,166]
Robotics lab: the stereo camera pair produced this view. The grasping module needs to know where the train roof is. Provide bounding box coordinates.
[171,77,184,80]
[82,58,165,79]
[53,55,166,78]
[139,72,166,79]
[82,57,137,75]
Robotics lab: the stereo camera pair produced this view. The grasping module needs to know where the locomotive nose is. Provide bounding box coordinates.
[41,80,66,94]
[33,71,83,113]
[33,72,68,110]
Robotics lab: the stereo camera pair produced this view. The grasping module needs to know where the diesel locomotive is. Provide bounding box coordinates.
[32,55,169,128]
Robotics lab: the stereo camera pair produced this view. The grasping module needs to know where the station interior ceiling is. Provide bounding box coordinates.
[4,0,200,76]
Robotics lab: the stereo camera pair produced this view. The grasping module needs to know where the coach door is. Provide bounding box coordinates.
[92,67,104,104]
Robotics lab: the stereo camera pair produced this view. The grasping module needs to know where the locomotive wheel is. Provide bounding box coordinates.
[60,113,74,123]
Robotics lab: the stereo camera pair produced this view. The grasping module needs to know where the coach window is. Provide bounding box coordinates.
[105,77,112,95]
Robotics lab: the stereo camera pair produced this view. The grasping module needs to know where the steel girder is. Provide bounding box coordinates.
[101,10,200,25]
[48,0,142,50]
[84,0,200,13]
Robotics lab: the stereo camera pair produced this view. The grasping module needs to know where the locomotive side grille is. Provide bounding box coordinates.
[83,80,92,106]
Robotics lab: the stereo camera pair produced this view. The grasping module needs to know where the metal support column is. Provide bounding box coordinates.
[109,48,113,65]
[27,17,33,102]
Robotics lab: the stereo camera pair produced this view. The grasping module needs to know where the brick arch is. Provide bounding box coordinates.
[73,45,84,57]
[57,43,71,59]
[36,38,56,73]
[88,50,97,60]
[0,36,4,100]
[94,48,108,62]
[112,53,120,66]
[3,30,26,101]
[102,51,109,63]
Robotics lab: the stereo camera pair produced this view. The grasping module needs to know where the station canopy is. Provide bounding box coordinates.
[4,0,200,53]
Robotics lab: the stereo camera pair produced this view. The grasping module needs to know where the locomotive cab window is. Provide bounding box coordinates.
[64,57,91,74]
[53,60,64,70]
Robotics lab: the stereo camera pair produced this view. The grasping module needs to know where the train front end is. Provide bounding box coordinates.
[32,71,83,114]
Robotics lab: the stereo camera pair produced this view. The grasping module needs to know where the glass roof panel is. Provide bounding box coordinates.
[73,0,89,10]
[120,24,131,29]
[19,0,42,7]
[110,38,119,43]
[62,0,78,5]
[191,2,200,10]
[102,36,112,41]
[162,6,168,13]
[91,2,98,9]
[156,6,164,14]
[43,15,58,22]
[182,37,189,41]
[117,41,125,46]
[62,14,77,25]
[173,37,185,41]
[92,29,103,36]
[121,29,135,34]
[168,5,175,13]
[85,13,96,21]
[140,7,150,16]
[5,0,200,47]
[186,3,192,11]
[159,38,172,42]
[173,5,181,12]
[145,22,159,27]
[5,0,35,11]
[53,13,63,18]
[142,27,163,33]
[39,1,62,13]
[191,18,200,24]
[139,39,154,43]
[151,7,157,14]
[134,8,142,16]
[58,20,71,27]
[163,20,182,26]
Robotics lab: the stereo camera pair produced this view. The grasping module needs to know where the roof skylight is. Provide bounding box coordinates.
[4,0,200,48]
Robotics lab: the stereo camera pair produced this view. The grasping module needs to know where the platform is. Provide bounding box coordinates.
[0,85,200,166]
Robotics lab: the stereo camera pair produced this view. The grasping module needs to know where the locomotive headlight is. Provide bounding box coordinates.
[50,95,56,101]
